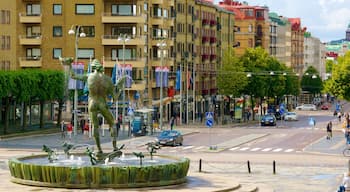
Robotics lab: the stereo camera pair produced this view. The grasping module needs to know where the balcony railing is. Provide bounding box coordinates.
[102,12,146,23]
[19,35,42,45]
[202,19,209,26]
[202,36,209,43]
[101,35,146,46]
[210,20,217,26]
[19,56,42,67]
[103,57,146,68]
[209,37,216,44]
[19,13,41,23]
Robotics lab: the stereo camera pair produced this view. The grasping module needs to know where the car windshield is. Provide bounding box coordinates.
[263,115,274,120]
[160,131,178,137]
[287,112,296,115]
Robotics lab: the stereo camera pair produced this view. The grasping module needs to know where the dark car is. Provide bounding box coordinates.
[261,114,277,126]
[156,130,183,146]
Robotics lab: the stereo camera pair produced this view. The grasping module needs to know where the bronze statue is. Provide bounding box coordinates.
[61,58,125,157]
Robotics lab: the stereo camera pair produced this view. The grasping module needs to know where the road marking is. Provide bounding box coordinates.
[273,148,283,152]
[229,147,239,151]
[239,147,250,151]
[195,146,205,150]
[262,148,272,152]
[169,150,177,153]
[284,149,294,152]
[250,148,261,151]
[182,146,194,150]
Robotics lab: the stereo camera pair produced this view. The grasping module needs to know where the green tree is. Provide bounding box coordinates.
[324,52,350,100]
[301,66,322,95]
[217,47,247,97]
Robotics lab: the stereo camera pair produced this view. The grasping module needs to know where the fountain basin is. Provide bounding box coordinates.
[8,153,190,189]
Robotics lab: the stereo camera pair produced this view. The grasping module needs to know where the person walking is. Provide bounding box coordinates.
[326,121,332,140]
[170,116,175,130]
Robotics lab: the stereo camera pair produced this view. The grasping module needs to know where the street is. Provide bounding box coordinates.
[0,106,349,191]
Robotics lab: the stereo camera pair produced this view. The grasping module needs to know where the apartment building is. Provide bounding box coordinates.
[288,18,305,75]
[0,0,235,124]
[217,0,270,56]
[269,12,291,67]
[304,32,326,78]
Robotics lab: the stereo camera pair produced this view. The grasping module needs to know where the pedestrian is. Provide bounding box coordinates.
[60,120,66,139]
[339,112,342,122]
[170,116,175,130]
[339,172,350,192]
[83,122,89,135]
[326,121,332,140]
[66,123,73,139]
[115,117,121,137]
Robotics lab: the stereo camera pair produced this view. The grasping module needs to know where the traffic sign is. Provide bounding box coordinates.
[205,112,214,119]
[206,118,213,128]
[127,107,134,116]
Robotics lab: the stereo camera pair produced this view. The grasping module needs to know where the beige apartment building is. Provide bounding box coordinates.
[0,0,235,124]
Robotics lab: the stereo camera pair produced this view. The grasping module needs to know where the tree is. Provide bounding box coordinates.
[217,47,247,97]
[301,66,322,95]
[324,52,350,100]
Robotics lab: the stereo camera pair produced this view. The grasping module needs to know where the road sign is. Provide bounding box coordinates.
[205,112,214,119]
[206,118,213,128]
[127,107,134,116]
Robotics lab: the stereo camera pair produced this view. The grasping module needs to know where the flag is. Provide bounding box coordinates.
[83,61,91,95]
[111,64,117,84]
[155,67,161,87]
[163,67,169,87]
[125,64,133,88]
[187,70,192,89]
[175,69,181,91]
[69,62,84,90]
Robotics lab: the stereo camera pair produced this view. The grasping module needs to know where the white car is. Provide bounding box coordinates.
[284,112,298,121]
[295,104,317,111]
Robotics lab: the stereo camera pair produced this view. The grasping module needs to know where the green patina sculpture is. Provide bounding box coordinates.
[63,58,125,156]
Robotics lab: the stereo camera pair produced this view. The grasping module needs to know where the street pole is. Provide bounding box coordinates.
[186,60,189,124]
[193,62,195,123]
[68,25,85,137]
[180,59,183,125]
[118,34,129,136]
[157,40,166,130]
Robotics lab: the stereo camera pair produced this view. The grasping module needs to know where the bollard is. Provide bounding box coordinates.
[199,159,202,172]
[273,160,276,174]
[247,160,251,173]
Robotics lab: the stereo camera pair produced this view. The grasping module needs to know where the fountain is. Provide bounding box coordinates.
[8,58,190,189]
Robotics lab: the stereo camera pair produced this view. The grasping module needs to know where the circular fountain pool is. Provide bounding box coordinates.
[8,153,190,189]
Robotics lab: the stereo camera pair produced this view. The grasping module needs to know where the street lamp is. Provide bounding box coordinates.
[117,34,130,135]
[157,40,167,130]
[68,25,86,136]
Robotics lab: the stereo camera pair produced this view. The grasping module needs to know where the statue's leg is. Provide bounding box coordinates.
[100,107,117,150]
[90,110,103,154]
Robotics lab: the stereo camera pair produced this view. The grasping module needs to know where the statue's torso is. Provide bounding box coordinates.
[88,72,113,98]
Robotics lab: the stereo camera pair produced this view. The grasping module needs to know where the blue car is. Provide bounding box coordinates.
[261,114,277,126]
[156,130,183,146]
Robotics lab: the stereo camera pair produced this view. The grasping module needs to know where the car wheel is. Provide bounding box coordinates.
[179,142,183,146]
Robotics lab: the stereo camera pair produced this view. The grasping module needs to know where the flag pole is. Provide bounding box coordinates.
[115,57,119,123]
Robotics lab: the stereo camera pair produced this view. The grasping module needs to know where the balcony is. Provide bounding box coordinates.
[102,13,146,23]
[19,35,41,45]
[210,54,217,61]
[167,19,174,26]
[201,54,209,61]
[209,37,216,44]
[152,0,163,4]
[19,57,42,67]
[202,36,209,43]
[152,16,164,25]
[101,35,146,46]
[128,80,146,91]
[19,13,41,23]
[202,19,209,26]
[103,57,146,68]
[210,20,217,26]
[151,57,174,67]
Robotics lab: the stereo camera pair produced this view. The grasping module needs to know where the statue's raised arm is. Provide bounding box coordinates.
[59,56,88,82]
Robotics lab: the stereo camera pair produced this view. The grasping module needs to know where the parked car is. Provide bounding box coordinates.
[156,130,183,146]
[284,112,298,121]
[261,114,277,126]
[296,104,317,111]
[321,104,329,110]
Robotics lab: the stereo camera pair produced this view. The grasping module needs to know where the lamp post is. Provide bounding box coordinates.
[117,34,130,135]
[68,25,86,136]
[157,40,167,130]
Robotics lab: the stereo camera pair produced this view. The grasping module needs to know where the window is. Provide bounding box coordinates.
[78,48,94,59]
[82,26,95,37]
[53,4,62,15]
[53,48,62,59]
[76,4,94,15]
[1,10,10,24]
[53,26,62,37]
[112,4,135,16]
[26,4,41,16]
[112,48,134,60]
[26,26,41,37]
[26,48,41,59]
[1,35,10,50]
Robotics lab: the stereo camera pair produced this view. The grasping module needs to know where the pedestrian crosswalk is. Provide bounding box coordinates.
[164,145,297,153]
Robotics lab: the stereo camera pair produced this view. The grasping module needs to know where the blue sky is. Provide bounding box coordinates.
[214,0,350,42]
